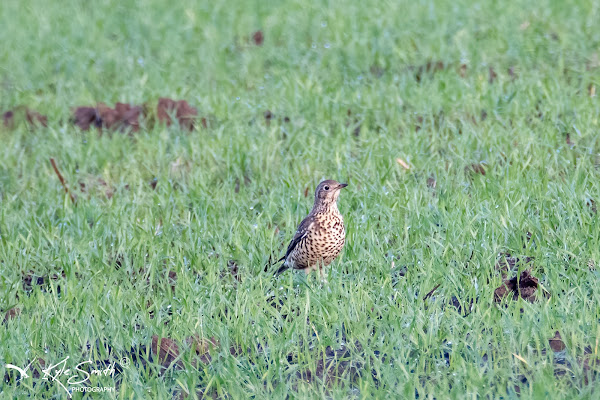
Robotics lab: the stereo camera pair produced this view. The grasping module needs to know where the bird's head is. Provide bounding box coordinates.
[313,180,348,210]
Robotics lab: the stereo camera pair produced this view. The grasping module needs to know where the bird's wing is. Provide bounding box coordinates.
[277,215,316,264]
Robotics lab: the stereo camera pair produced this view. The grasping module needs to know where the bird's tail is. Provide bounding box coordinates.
[275,262,289,275]
[264,254,286,273]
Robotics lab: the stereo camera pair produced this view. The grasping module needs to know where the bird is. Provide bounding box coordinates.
[276,180,348,279]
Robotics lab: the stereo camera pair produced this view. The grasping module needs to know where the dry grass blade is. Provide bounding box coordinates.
[49,158,76,204]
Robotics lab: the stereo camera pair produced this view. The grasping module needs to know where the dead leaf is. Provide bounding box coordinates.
[459,63,467,78]
[589,84,596,97]
[513,353,529,365]
[396,158,410,170]
[423,283,441,301]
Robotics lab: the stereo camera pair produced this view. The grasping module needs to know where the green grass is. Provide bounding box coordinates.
[1,0,600,398]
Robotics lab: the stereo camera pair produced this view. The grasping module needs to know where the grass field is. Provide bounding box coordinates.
[1,0,600,398]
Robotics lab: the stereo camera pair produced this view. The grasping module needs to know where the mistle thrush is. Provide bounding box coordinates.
[276,180,347,277]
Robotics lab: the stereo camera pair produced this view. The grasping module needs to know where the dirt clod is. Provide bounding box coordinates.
[466,163,486,176]
[25,109,48,127]
[489,66,498,83]
[2,110,14,129]
[427,174,437,189]
[494,269,545,303]
[252,30,264,46]
[73,103,142,132]
[156,98,197,131]
[3,307,21,323]
[495,252,533,279]
[151,336,181,369]
[549,331,566,352]
[73,107,100,130]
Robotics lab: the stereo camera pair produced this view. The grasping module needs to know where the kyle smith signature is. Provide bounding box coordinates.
[6,356,117,397]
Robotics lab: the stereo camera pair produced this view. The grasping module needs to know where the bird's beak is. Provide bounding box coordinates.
[338,183,348,189]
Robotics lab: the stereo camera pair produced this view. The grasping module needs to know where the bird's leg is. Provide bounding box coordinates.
[319,265,328,284]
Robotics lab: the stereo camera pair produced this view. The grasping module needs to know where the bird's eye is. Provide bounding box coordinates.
[324,185,330,191]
